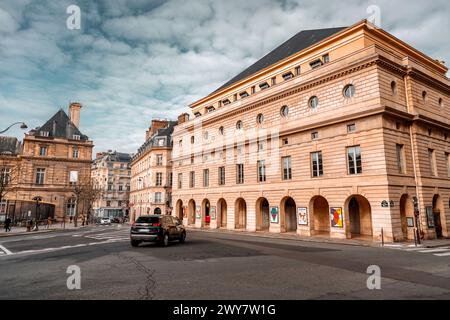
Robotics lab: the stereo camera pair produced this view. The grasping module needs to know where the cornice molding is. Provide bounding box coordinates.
[180,55,382,130]
[406,68,450,95]
[19,156,93,164]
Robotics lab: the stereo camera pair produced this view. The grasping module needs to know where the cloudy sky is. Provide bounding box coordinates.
[1,0,449,155]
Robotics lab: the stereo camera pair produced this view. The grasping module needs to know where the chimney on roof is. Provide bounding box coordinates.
[69,102,82,128]
[177,113,189,124]
[146,119,169,141]
[65,121,73,139]
[52,120,57,137]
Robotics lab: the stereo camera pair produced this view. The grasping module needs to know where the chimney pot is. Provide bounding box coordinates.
[69,102,82,128]
[177,113,189,124]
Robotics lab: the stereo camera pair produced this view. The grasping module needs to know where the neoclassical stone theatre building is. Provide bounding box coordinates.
[171,20,450,242]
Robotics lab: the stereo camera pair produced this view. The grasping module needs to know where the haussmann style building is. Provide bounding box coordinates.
[92,150,132,219]
[130,119,177,221]
[170,20,450,242]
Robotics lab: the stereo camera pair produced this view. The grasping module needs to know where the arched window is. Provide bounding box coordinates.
[391,81,397,95]
[343,84,355,98]
[422,91,427,102]
[280,105,289,118]
[309,96,319,109]
[256,113,264,125]
[219,126,224,135]
[236,120,243,130]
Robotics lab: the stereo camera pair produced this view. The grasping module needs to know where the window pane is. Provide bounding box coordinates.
[311,152,322,177]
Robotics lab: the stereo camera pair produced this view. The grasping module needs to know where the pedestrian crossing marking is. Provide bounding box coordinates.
[384,243,450,258]
[0,245,13,255]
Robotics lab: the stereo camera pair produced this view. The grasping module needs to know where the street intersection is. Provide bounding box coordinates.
[1,225,450,299]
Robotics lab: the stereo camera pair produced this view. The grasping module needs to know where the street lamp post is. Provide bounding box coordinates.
[32,196,42,231]
[0,122,28,135]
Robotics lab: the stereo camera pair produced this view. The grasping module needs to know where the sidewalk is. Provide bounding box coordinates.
[0,223,91,238]
[187,226,450,248]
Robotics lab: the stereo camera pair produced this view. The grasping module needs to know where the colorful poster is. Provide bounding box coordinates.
[195,205,201,219]
[330,207,343,228]
[297,207,308,225]
[183,206,187,218]
[210,206,217,220]
[426,206,434,228]
[270,206,279,224]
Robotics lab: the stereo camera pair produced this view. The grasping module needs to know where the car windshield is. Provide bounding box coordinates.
[135,216,160,223]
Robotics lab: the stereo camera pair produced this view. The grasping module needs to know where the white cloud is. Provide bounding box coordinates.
[0,0,449,155]
[0,8,19,33]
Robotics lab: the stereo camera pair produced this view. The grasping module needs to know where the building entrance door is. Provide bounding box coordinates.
[349,197,361,235]
[434,210,443,238]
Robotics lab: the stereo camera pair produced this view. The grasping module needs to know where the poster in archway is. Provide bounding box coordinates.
[210,206,216,220]
[297,207,308,225]
[270,206,279,223]
[330,207,343,228]
[426,206,434,228]
[195,205,201,219]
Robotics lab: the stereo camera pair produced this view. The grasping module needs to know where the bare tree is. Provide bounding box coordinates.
[71,176,102,227]
[0,159,20,207]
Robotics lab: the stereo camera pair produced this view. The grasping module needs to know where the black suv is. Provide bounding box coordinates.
[130,215,186,247]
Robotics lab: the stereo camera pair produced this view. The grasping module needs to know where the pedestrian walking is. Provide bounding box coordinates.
[70,216,73,224]
[4,217,12,232]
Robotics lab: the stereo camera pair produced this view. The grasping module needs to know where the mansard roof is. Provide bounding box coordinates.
[0,136,21,155]
[212,26,347,94]
[28,109,89,141]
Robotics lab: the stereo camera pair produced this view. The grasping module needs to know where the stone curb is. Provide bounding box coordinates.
[0,229,56,238]
[186,227,380,248]
[187,227,450,248]
[0,225,91,238]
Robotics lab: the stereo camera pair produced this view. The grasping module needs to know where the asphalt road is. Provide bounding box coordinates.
[0,225,449,300]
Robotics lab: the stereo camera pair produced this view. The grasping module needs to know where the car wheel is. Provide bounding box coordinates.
[179,232,186,243]
[131,240,140,247]
[161,233,169,247]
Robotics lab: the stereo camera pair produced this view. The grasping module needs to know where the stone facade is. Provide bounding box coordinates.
[0,103,93,221]
[170,20,450,242]
[92,151,131,218]
[130,120,177,220]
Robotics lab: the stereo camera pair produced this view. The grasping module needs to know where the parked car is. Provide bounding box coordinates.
[100,217,111,225]
[130,215,186,247]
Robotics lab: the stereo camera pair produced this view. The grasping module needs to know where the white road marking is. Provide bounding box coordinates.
[434,252,450,257]
[0,244,13,255]
[0,237,127,257]
[404,247,426,251]
[418,247,450,253]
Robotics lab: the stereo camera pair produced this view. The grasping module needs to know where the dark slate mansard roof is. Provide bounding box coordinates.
[133,121,178,161]
[0,136,21,155]
[28,109,89,141]
[106,152,132,163]
[212,27,347,94]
